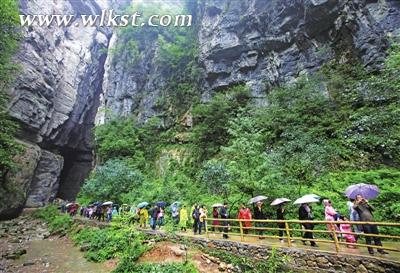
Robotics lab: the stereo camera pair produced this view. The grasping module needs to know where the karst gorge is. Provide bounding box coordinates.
[0,0,400,273]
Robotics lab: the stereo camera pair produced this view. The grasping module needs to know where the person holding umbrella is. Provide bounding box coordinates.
[271,198,291,243]
[254,201,267,239]
[139,206,149,228]
[298,203,317,247]
[353,194,388,255]
[220,203,229,239]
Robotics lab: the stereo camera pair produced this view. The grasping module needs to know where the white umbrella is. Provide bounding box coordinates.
[293,195,320,205]
[102,201,113,206]
[212,203,224,208]
[270,198,291,206]
[302,194,321,200]
[249,195,268,204]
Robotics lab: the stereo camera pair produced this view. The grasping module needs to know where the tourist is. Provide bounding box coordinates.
[298,203,317,247]
[139,207,149,228]
[338,216,356,247]
[199,205,208,234]
[347,198,363,238]
[254,201,266,238]
[151,205,159,230]
[179,205,189,232]
[157,207,164,228]
[106,206,112,222]
[192,205,201,235]
[211,207,220,232]
[238,204,252,234]
[220,203,229,239]
[353,194,387,255]
[323,199,339,237]
[276,204,287,243]
[171,205,180,225]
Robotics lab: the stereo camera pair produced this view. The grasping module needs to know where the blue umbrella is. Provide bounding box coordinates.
[156,201,167,207]
[137,202,149,208]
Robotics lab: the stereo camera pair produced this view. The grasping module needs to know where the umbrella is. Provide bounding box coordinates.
[270,198,291,206]
[212,203,224,208]
[171,201,181,208]
[293,195,320,205]
[345,183,380,200]
[249,195,268,204]
[102,201,113,206]
[156,201,167,207]
[137,202,149,208]
[302,194,321,200]
[65,203,73,208]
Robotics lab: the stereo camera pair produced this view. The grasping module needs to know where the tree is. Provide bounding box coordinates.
[79,159,143,203]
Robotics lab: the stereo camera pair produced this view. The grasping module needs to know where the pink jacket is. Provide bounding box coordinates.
[325,205,337,221]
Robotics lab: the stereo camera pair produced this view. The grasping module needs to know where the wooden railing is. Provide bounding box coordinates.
[204,218,400,254]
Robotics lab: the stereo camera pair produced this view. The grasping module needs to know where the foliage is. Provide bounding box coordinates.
[33,205,73,235]
[71,225,148,262]
[192,85,251,160]
[0,0,23,181]
[79,159,144,204]
[113,261,198,273]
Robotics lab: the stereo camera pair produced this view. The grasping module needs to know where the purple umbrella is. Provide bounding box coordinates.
[345,183,380,200]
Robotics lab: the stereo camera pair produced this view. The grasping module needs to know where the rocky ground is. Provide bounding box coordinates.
[0,214,50,272]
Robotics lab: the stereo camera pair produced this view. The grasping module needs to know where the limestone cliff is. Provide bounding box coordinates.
[2,0,399,219]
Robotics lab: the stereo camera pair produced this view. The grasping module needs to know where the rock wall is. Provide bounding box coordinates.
[1,0,113,219]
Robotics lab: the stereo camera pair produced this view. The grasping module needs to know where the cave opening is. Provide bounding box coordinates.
[57,147,93,201]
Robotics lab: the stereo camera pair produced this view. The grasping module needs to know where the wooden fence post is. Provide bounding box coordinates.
[239,221,244,242]
[285,221,292,247]
[205,219,209,238]
[332,227,340,254]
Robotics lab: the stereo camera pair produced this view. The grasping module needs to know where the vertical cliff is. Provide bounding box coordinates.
[1,0,113,219]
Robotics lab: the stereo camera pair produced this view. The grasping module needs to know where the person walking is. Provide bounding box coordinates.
[199,205,207,234]
[157,207,164,229]
[212,207,220,232]
[192,205,201,235]
[139,207,149,228]
[238,204,252,234]
[151,205,159,230]
[179,205,189,232]
[347,198,362,239]
[298,203,317,247]
[277,205,287,243]
[323,199,339,238]
[220,203,229,239]
[254,201,266,239]
[106,206,112,222]
[353,194,387,255]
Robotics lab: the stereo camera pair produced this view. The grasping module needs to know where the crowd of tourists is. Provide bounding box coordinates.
[59,189,388,256]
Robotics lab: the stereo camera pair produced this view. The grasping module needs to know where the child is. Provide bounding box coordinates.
[339,216,356,248]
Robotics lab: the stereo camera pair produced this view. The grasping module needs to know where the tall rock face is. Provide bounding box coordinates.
[197,0,394,98]
[1,0,113,219]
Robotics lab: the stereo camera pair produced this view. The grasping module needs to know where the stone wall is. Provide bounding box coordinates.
[143,230,400,273]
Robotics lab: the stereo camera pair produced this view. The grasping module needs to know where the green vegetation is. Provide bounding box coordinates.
[113,261,198,273]
[81,45,400,225]
[0,0,23,181]
[34,206,74,235]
